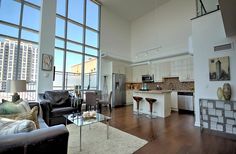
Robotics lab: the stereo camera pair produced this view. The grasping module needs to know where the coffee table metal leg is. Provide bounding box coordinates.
[80,125,82,151]
[65,116,67,126]
[106,119,109,139]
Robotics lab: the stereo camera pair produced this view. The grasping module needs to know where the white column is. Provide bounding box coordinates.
[37,0,57,93]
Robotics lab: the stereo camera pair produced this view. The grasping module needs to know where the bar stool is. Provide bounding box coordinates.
[145,98,157,118]
[133,96,143,116]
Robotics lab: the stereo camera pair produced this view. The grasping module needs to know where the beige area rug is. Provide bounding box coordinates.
[67,123,147,154]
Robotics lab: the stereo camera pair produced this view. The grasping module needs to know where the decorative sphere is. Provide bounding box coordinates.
[217,87,223,100]
[223,83,231,101]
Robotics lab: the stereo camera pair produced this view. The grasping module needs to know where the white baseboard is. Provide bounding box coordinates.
[194,121,200,127]
[126,104,132,106]
[171,108,178,112]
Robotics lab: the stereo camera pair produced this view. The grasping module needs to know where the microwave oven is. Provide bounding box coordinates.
[142,75,154,83]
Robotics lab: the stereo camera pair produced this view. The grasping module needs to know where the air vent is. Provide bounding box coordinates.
[214,43,233,52]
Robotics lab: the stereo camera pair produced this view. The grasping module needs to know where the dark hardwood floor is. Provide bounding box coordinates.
[103,105,236,154]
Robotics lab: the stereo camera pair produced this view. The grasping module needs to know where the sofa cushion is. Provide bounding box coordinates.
[0,117,36,135]
[2,99,23,104]
[51,107,77,117]
[15,106,39,129]
[0,106,39,129]
[0,99,31,115]
[18,100,31,112]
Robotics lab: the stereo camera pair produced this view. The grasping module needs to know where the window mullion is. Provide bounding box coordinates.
[15,1,24,80]
[81,0,87,90]
[96,4,101,89]
[62,0,69,90]
[53,0,100,91]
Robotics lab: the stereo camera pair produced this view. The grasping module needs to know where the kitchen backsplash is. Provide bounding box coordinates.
[126,77,194,91]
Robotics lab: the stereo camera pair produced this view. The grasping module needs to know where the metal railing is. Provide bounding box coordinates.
[53,71,97,90]
[196,0,219,17]
[0,72,97,102]
[0,81,36,101]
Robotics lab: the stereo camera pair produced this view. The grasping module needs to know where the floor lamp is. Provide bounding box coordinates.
[6,80,26,102]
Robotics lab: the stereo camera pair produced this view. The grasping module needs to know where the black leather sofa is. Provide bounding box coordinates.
[0,102,69,154]
[39,90,81,126]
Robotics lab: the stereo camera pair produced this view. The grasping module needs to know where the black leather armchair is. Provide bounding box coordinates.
[40,90,81,126]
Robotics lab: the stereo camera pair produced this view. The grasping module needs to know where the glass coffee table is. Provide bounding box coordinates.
[64,112,111,151]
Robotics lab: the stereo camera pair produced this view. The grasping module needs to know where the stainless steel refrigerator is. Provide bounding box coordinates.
[112,73,126,107]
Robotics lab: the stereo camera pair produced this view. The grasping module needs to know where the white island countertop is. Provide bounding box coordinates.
[133,90,171,118]
[133,90,172,94]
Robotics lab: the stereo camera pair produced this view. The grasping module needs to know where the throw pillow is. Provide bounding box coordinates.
[15,106,39,129]
[0,117,36,135]
[2,98,24,104]
[17,100,31,112]
[0,102,23,115]
[0,99,31,115]
[0,106,39,129]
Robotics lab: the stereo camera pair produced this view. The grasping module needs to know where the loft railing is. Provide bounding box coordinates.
[0,72,97,102]
[196,0,220,17]
[0,81,36,101]
[53,71,97,90]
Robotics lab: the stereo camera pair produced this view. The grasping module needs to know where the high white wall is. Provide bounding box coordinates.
[37,0,56,93]
[100,6,131,62]
[201,0,219,13]
[192,11,236,126]
[131,0,195,62]
[100,59,112,93]
[100,58,130,93]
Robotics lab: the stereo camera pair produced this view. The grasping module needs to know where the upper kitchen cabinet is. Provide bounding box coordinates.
[130,56,194,83]
[125,66,133,82]
[148,63,156,77]
[160,62,171,78]
[171,56,194,82]
[132,65,148,82]
[153,56,194,82]
[179,57,194,82]
[112,62,126,74]
[153,61,171,82]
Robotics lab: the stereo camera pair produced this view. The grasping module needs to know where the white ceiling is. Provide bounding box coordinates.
[100,0,171,21]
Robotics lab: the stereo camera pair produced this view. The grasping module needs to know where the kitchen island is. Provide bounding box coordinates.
[133,90,172,118]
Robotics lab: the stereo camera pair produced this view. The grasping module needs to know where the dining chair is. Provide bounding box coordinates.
[85,91,98,111]
[98,91,112,115]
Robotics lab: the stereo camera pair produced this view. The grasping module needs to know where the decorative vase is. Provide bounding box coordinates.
[223,83,231,101]
[217,87,223,100]
[74,85,79,97]
[103,76,108,100]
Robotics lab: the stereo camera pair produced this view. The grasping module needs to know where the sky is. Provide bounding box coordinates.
[0,0,99,71]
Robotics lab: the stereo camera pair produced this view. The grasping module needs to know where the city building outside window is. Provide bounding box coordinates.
[0,0,100,101]
[0,0,41,101]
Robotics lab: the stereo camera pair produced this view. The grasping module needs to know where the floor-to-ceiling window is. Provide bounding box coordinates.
[0,0,41,101]
[53,0,100,91]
